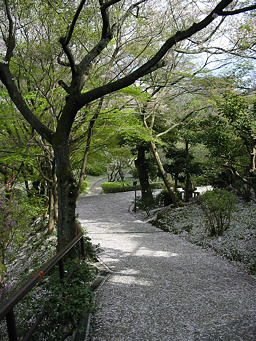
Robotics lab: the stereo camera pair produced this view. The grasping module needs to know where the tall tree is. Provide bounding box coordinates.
[1,0,255,250]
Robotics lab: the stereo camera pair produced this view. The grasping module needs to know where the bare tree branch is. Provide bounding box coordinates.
[76,0,234,108]
[4,0,15,62]
[77,0,119,74]
[221,4,256,16]
[101,0,121,11]
[118,0,148,27]
[59,37,77,77]
[59,0,88,77]
[65,0,87,46]
[156,106,211,138]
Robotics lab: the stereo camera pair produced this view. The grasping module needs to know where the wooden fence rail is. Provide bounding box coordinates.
[0,232,85,341]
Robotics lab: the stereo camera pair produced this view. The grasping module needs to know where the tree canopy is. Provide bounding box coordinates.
[1,0,256,250]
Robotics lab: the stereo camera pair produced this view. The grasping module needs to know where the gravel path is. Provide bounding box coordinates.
[76,191,256,341]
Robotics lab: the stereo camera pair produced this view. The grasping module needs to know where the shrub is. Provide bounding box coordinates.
[101,181,164,194]
[80,180,89,194]
[101,181,135,193]
[198,189,237,237]
[155,190,173,206]
[86,165,106,176]
[15,259,96,340]
[150,182,165,190]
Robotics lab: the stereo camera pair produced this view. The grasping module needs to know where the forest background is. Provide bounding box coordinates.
[0,0,256,296]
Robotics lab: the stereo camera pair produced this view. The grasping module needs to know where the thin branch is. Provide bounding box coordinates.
[101,0,121,11]
[76,97,104,201]
[222,163,249,183]
[187,16,226,46]
[77,0,234,107]
[156,106,211,138]
[118,0,148,27]
[37,161,53,183]
[59,37,77,77]
[4,0,15,62]
[78,0,117,73]
[64,0,87,46]
[221,4,256,16]
[58,0,87,77]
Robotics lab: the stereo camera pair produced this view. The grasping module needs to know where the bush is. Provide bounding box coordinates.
[198,189,237,237]
[150,182,165,190]
[80,180,89,194]
[86,165,106,176]
[15,259,96,340]
[101,181,134,193]
[155,190,173,206]
[101,181,164,194]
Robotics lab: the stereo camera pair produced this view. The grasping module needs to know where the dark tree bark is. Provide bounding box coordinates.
[135,145,154,205]
[76,98,103,204]
[184,141,193,202]
[52,119,79,249]
[47,188,55,234]
[150,141,180,207]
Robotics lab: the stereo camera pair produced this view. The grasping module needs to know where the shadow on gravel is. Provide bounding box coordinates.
[77,192,256,341]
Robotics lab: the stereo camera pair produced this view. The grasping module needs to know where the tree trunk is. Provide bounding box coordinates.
[0,250,5,284]
[53,141,77,251]
[76,99,103,203]
[174,173,178,192]
[134,145,154,205]
[52,159,58,223]
[184,141,193,202]
[250,138,256,172]
[150,141,180,207]
[47,188,55,234]
[185,172,192,202]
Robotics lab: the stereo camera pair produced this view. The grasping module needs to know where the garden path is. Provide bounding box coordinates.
[76,190,256,341]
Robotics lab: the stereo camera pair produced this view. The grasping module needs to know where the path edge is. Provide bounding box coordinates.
[71,259,112,341]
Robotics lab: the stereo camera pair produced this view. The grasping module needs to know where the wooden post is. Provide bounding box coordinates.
[6,309,18,341]
[133,181,137,212]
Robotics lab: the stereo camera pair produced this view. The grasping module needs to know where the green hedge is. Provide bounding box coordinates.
[101,181,164,193]
[101,182,135,193]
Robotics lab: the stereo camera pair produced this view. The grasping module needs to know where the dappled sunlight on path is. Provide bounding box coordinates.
[77,191,256,341]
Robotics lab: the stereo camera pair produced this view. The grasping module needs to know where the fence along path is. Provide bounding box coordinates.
[77,191,256,341]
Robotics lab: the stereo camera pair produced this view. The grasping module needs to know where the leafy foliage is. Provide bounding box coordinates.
[16,259,96,340]
[80,180,89,194]
[198,189,237,237]
[101,181,135,193]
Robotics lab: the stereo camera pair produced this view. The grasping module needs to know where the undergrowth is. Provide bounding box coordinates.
[154,199,256,276]
[10,259,96,341]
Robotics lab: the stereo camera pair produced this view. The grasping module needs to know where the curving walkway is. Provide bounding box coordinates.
[76,191,256,341]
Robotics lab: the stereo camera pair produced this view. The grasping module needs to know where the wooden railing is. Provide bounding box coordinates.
[0,233,85,341]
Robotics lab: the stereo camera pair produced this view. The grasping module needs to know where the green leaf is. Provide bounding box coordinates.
[0,263,7,273]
